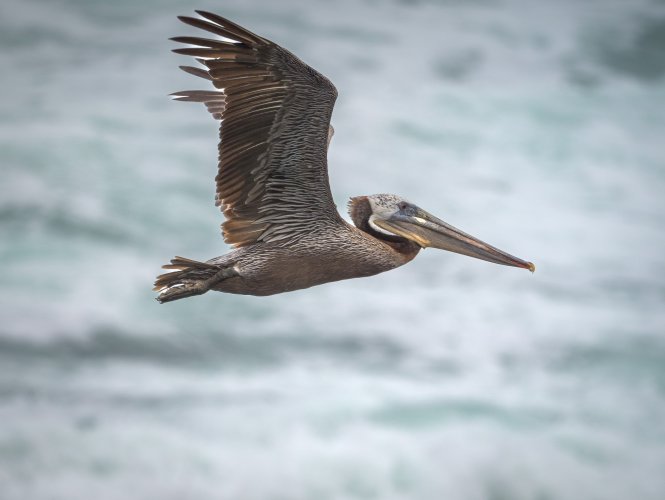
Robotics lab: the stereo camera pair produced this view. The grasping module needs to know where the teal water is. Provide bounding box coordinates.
[1,0,665,499]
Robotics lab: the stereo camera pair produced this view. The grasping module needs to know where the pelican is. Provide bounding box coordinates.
[154,11,534,303]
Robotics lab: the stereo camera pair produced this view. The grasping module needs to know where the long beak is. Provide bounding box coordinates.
[374,209,535,272]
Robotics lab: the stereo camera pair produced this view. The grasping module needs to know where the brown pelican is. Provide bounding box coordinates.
[154,11,534,303]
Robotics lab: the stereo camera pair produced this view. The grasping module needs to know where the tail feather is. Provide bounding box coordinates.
[153,256,218,291]
[154,256,234,303]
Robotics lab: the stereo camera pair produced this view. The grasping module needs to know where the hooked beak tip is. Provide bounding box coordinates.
[526,261,536,273]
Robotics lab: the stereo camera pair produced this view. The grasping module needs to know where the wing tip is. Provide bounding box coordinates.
[176,15,194,25]
[179,65,213,81]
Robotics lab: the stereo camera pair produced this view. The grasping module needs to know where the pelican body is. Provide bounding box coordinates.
[154,12,534,302]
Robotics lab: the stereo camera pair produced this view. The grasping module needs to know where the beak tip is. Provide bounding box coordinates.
[526,261,536,273]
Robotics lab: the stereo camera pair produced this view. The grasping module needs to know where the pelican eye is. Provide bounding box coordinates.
[398,202,417,216]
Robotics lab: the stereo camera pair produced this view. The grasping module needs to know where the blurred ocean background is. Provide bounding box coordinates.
[1,0,665,498]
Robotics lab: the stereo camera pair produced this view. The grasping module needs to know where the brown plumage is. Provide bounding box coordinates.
[154,12,534,303]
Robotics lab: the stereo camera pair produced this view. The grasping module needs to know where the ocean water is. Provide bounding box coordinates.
[1,0,665,498]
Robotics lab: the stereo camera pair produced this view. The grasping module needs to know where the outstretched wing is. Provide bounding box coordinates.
[171,11,341,247]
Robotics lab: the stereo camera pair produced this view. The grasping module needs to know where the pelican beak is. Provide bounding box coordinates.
[374,209,535,272]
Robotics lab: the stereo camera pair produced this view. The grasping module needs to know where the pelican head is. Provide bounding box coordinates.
[350,194,535,271]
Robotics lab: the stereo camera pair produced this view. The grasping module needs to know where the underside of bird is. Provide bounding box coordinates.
[154,12,533,303]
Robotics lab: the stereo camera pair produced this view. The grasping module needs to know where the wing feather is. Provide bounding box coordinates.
[172,12,341,247]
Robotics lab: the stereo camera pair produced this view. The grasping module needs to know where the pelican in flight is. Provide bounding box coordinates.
[154,11,534,303]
